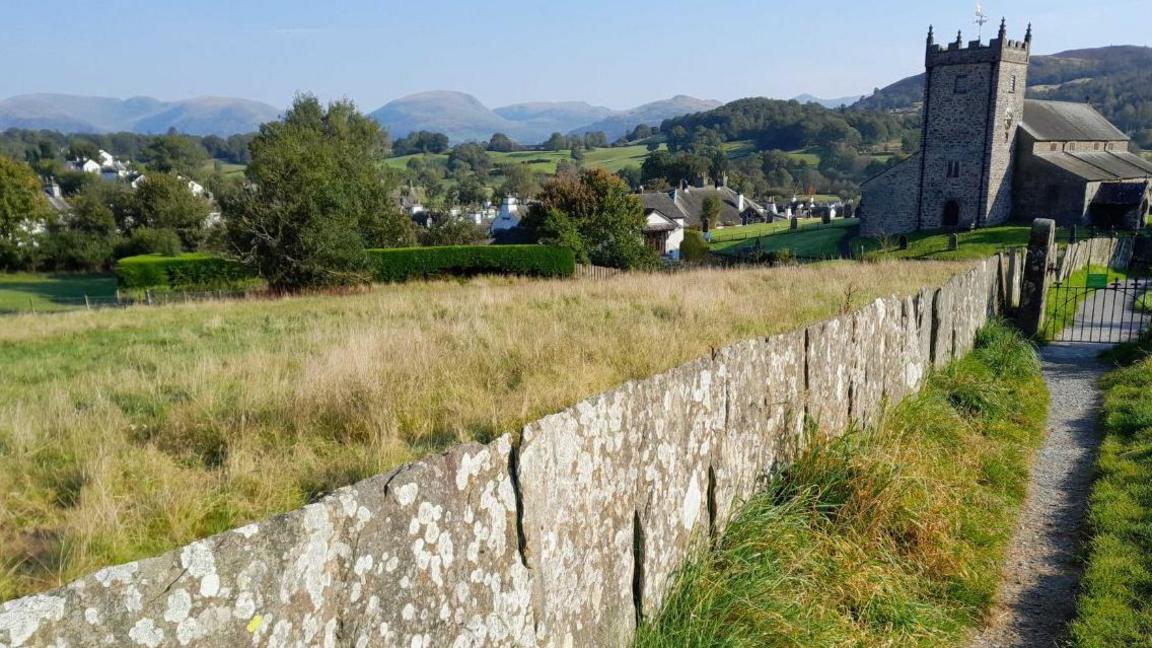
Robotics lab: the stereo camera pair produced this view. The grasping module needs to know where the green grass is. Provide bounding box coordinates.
[636,321,1049,647]
[852,225,1077,261]
[711,219,859,258]
[0,273,118,314]
[381,144,662,177]
[198,159,246,178]
[1068,329,1152,646]
[1042,265,1130,341]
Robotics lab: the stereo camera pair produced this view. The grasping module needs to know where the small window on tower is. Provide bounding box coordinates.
[946,161,961,178]
[1009,75,1018,93]
[1068,142,1076,151]
[954,74,969,94]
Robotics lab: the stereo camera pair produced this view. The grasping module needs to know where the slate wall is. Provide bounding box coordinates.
[0,258,1015,648]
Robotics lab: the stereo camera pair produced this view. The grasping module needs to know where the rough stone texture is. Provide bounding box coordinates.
[1019,219,1057,335]
[2,260,1015,648]
[0,437,532,648]
[714,331,806,526]
[804,314,855,435]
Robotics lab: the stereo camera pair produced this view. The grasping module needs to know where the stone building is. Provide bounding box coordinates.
[860,21,1152,236]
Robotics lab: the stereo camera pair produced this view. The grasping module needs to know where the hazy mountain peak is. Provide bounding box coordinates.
[0,93,281,136]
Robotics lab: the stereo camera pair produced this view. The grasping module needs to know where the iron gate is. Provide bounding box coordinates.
[1044,276,1151,343]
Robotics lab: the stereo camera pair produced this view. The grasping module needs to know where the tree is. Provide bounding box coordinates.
[497,164,540,199]
[544,132,567,151]
[448,143,492,175]
[521,168,655,269]
[141,134,208,175]
[419,215,487,246]
[700,195,722,233]
[223,94,415,290]
[0,157,51,269]
[487,133,518,152]
[127,174,214,250]
[44,184,122,270]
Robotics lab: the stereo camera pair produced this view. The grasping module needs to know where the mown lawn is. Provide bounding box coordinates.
[0,273,118,314]
[711,219,859,258]
[851,225,1076,261]
[0,260,972,600]
[637,321,1049,647]
[1069,330,1152,646]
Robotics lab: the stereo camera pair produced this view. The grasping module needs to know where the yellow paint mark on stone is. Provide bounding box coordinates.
[246,614,263,633]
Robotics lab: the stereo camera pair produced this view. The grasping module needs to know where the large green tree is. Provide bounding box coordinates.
[523,168,655,269]
[223,95,414,290]
[126,174,213,250]
[0,157,51,269]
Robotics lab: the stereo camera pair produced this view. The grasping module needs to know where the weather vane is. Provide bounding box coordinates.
[974,2,989,39]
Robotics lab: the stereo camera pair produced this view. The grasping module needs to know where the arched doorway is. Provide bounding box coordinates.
[942,201,960,228]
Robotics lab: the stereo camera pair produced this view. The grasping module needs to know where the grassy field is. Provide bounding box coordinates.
[381,143,661,176]
[0,273,118,314]
[852,225,1076,261]
[711,219,859,258]
[636,321,1049,647]
[0,261,972,600]
[1069,330,1152,646]
[198,159,246,179]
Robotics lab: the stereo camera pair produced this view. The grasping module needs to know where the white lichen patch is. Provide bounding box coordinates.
[94,563,139,588]
[395,483,419,507]
[233,524,260,539]
[128,618,164,647]
[0,594,65,647]
[180,541,220,600]
[163,589,192,624]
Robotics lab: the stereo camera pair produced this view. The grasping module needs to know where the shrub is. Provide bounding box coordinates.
[116,228,183,258]
[681,230,709,262]
[115,253,253,290]
[368,245,575,282]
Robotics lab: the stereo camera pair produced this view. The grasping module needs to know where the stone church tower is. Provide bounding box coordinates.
[916,20,1030,229]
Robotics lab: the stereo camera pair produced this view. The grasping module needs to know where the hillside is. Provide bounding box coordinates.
[853,45,1152,145]
[0,94,281,136]
[370,92,721,144]
[568,95,723,140]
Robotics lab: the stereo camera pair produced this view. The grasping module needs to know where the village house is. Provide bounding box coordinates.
[489,195,523,233]
[860,21,1152,236]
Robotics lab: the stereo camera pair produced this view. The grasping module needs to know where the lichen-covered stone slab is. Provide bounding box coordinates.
[0,437,532,648]
[632,357,722,620]
[518,382,643,647]
[714,330,806,526]
[805,314,854,435]
[932,281,956,368]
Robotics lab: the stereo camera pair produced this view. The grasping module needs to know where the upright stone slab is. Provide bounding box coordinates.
[805,314,854,435]
[715,330,806,525]
[0,438,533,648]
[518,383,642,647]
[1018,218,1056,336]
[932,280,956,368]
[850,299,889,431]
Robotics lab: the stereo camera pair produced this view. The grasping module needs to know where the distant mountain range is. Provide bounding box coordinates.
[368,92,722,144]
[0,94,282,137]
[853,46,1152,135]
[791,94,866,109]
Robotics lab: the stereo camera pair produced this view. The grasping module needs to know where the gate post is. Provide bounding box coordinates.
[1018,218,1056,336]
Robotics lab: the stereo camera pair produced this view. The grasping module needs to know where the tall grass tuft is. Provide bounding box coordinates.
[635,320,1048,647]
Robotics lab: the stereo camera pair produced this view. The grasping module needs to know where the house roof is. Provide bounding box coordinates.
[1021,100,1129,142]
[639,185,764,228]
[643,211,679,233]
[1038,150,1152,182]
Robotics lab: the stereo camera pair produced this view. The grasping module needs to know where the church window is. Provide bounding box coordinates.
[1068,142,1075,151]
[946,161,961,178]
[1094,142,1101,150]
[954,74,969,94]
[1050,143,1058,151]
[1009,75,1017,93]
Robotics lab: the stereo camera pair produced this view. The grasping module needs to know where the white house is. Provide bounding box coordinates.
[490,196,522,232]
[68,159,102,175]
[642,209,685,260]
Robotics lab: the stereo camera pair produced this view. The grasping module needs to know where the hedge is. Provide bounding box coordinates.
[115,253,254,290]
[368,245,575,282]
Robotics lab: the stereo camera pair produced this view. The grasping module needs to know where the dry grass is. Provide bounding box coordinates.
[0,260,969,600]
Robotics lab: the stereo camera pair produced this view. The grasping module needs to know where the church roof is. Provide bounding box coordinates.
[1037,150,1152,182]
[1021,100,1129,142]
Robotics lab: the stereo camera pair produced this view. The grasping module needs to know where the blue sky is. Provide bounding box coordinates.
[5,0,1148,110]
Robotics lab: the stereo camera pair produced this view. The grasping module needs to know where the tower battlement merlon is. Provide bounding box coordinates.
[925,24,1031,67]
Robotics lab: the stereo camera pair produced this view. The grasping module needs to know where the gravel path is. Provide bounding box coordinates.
[970,285,1144,647]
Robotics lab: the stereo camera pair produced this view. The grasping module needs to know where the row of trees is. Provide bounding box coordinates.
[0,157,215,271]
